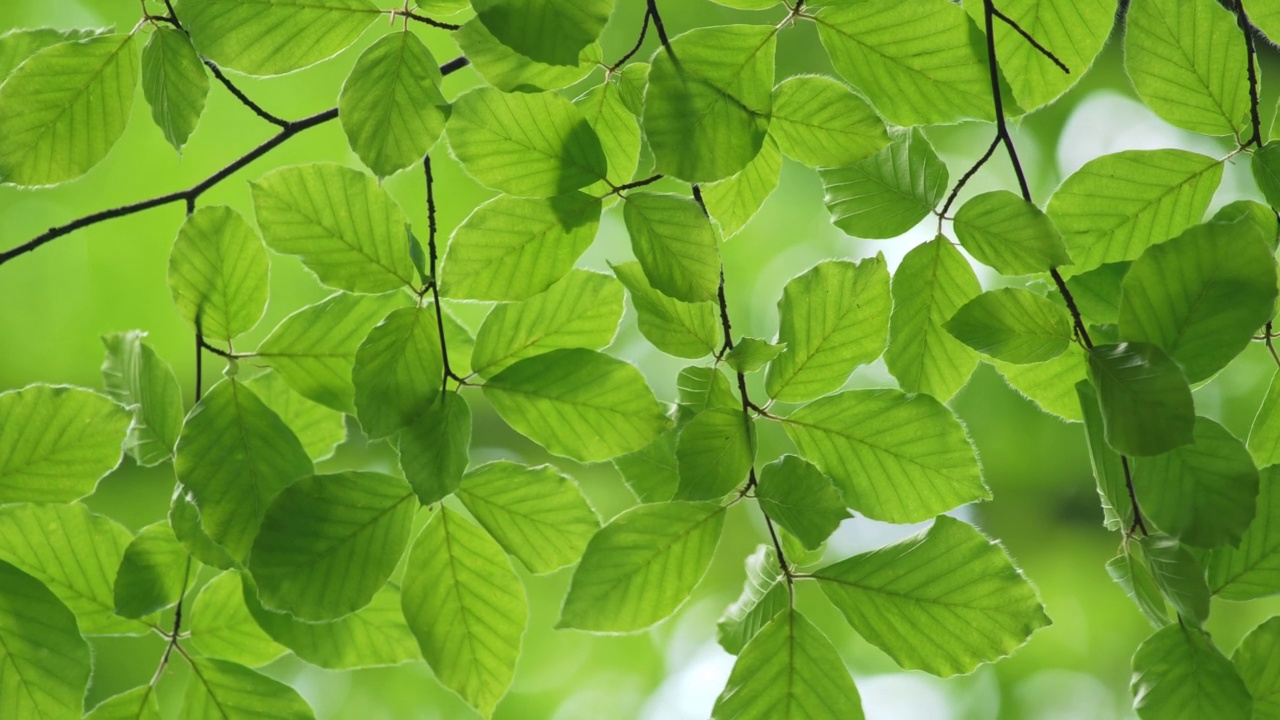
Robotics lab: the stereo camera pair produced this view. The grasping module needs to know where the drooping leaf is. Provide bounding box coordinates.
[248,471,415,621]
[174,378,313,563]
[113,521,188,619]
[1118,221,1278,383]
[1076,380,1135,532]
[472,269,624,377]
[700,136,783,238]
[447,87,607,197]
[84,686,161,720]
[168,205,270,342]
[821,128,948,239]
[251,163,417,293]
[472,0,612,66]
[338,31,448,178]
[1141,534,1211,625]
[484,348,671,462]
[257,291,410,413]
[398,391,470,506]
[401,508,527,718]
[782,389,988,523]
[1250,372,1280,469]
[0,559,91,720]
[815,515,1050,677]
[643,25,777,183]
[559,501,726,632]
[576,78,641,193]
[352,306,443,439]
[101,331,185,467]
[169,487,235,571]
[952,190,1072,275]
[717,546,788,655]
[1046,149,1223,272]
[244,370,345,462]
[1130,624,1251,720]
[179,0,379,76]
[1106,543,1171,627]
[944,288,1073,364]
[456,461,600,574]
[756,455,850,551]
[0,33,138,187]
[725,338,785,374]
[612,261,721,358]
[712,609,865,720]
[613,429,680,503]
[141,27,209,151]
[188,571,287,668]
[442,192,603,301]
[1209,465,1280,600]
[1233,617,1280,719]
[179,657,314,719]
[0,384,129,504]
[814,0,993,125]
[623,192,721,303]
[1125,0,1248,136]
[885,236,982,401]
[766,256,891,402]
[769,74,888,168]
[675,408,755,501]
[1086,342,1195,457]
[458,20,602,93]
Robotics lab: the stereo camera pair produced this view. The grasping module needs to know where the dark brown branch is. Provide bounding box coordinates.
[608,5,652,71]
[401,11,461,31]
[1121,456,1149,536]
[610,173,664,196]
[990,6,1070,74]
[423,155,464,392]
[938,135,1001,222]
[647,0,676,59]
[1233,0,1264,147]
[1266,321,1280,368]
[203,60,289,127]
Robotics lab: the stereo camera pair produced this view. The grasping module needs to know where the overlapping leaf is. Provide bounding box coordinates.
[101,332,185,467]
[612,261,721,358]
[623,192,721,303]
[0,560,90,720]
[180,0,378,76]
[1130,624,1251,720]
[168,205,270,342]
[821,129,948,239]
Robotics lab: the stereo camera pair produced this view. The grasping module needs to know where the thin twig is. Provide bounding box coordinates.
[647,0,676,59]
[608,6,652,72]
[609,173,664,196]
[423,155,463,392]
[203,60,289,127]
[990,6,1070,74]
[1266,322,1280,368]
[1121,456,1149,537]
[937,135,1001,228]
[1233,0,1264,147]
[400,10,461,31]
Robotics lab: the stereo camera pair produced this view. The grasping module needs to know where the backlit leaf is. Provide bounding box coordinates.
[101,332,185,467]
[623,192,721,303]
[769,74,888,168]
[952,190,1072,275]
[458,19,602,93]
[944,288,1073,364]
[245,370,345,462]
[0,559,90,720]
[821,128,948,239]
[717,546,788,655]
[1233,617,1280,718]
[756,455,850,551]
[612,261,721,359]
[188,571,287,668]
[1209,465,1280,600]
[180,657,314,719]
[397,391,470,506]
[141,27,209,151]
[676,408,755,501]
[113,521,188,619]
[352,306,443,439]
[472,0,612,66]
[1130,624,1250,720]
[168,205,270,342]
[180,0,378,76]
[700,136,783,238]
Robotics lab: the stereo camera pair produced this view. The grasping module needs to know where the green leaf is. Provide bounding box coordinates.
[243,576,418,669]
[1233,617,1280,718]
[1118,221,1278,383]
[84,686,161,720]
[401,508,527,718]
[815,515,1050,677]
[141,27,209,151]
[0,503,150,635]
[766,256,891,402]
[677,365,738,422]
[170,487,235,571]
[993,345,1089,422]
[188,571,287,668]
[0,560,90,720]
[101,331,185,467]
[174,378,313,563]
[0,33,138,187]
[1065,262,1130,325]
[1086,342,1195,457]
[612,261,721,358]
[576,78,641,192]
[484,348,671,462]
[245,370,346,462]
[249,471,415,621]
[113,521,188,619]
[952,190,1072,275]
[251,163,417,293]
[944,288,1073,364]
[644,25,777,183]
[180,657,314,719]
[1134,417,1258,549]
[676,408,755,501]
[783,389,988,523]
[821,129,948,239]
[257,291,409,413]
[1106,543,1171,627]
[472,269,623,377]
[447,87,607,197]
[442,192,602,301]
[710,0,777,8]
[717,546,788,655]
[756,455,850,551]
[0,27,110,81]
[352,306,443,439]
[769,74,888,168]
[1046,149,1223,272]
[457,461,600,574]
[700,136,783,238]
[1209,465,1280,600]
[338,31,447,178]
[814,0,993,125]
[623,192,721,303]
[1125,0,1248,136]
[1077,380,1135,532]
[168,205,270,342]
[1246,0,1280,45]
[725,338,784,374]
[713,609,864,720]
[179,0,378,76]
[559,500,726,632]
[398,391,470,507]
[458,19,602,93]
[1130,624,1251,720]
[0,384,128,504]
[1253,142,1280,209]
[613,430,680,503]
[886,236,982,401]
[473,0,611,65]
[1140,535,1210,625]
[1250,372,1280,468]
[616,62,650,115]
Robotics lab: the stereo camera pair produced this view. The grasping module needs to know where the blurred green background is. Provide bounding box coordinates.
[3,1,1280,718]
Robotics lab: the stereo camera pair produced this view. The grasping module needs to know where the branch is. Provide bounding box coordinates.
[203,59,289,127]
[423,155,463,393]
[609,173,664,196]
[646,0,677,59]
[608,5,652,72]
[1233,0,1263,147]
[990,6,1070,74]
[400,10,461,31]
[1121,456,1149,537]
[0,55,471,269]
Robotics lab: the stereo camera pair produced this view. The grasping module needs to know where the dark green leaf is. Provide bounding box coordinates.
[113,521,188,619]
[1141,535,1210,626]
[1086,342,1195,456]
[1130,624,1250,720]
[0,559,90,719]
[676,408,755,501]
[458,19,602,93]
[472,0,612,65]
[1106,543,1171,627]
[397,391,470,506]
[1076,380,1135,532]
